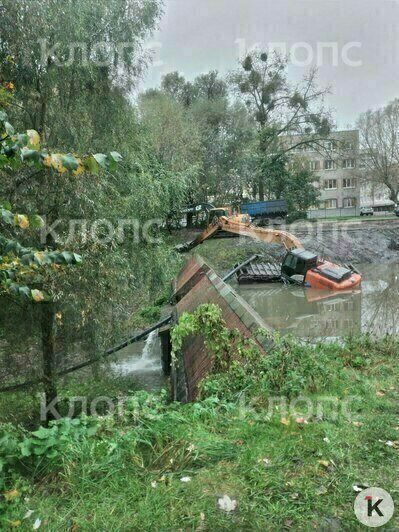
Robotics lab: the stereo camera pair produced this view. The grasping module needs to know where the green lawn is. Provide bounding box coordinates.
[1,335,398,530]
[307,214,399,223]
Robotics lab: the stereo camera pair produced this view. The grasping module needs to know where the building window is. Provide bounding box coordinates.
[325,140,337,151]
[343,178,356,188]
[343,197,356,208]
[324,160,336,170]
[309,161,319,171]
[343,159,356,169]
[324,179,337,189]
[325,199,338,209]
[345,141,355,150]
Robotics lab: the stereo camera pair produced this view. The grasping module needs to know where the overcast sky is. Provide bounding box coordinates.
[142,0,399,128]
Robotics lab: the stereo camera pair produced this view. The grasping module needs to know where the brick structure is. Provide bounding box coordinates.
[172,257,272,402]
[172,255,211,303]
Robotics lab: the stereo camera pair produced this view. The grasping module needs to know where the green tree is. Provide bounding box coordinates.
[0,0,162,149]
[229,50,332,200]
[0,110,105,408]
[262,154,319,213]
[155,70,257,204]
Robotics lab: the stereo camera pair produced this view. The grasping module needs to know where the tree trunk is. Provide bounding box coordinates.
[41,302,58,423]
[388,185,399,203]
[252,183,258,199]
[258,177,265,201]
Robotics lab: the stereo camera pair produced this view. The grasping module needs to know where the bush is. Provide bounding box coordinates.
[201,332,342,400]
[0,417,99,488]
[139,304,162,323]
[287,211,308,224]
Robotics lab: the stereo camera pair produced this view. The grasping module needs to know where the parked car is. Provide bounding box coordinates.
[360,206,374,216]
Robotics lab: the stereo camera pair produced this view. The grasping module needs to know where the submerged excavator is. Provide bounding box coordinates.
[177,207,362,291]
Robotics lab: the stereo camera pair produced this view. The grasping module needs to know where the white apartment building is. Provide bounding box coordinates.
[287,130,361,218]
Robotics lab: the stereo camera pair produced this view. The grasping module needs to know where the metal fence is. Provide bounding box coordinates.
[307,207,360,219]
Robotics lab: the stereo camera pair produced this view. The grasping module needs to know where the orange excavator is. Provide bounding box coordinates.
[177,208,362,291]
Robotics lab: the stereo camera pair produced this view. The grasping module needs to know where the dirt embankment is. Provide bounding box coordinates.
[176,219,399,270]
[292,219,399,264]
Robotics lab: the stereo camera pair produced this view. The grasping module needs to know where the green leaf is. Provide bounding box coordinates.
[0,110,7,122]
[61,251,76,264]
[8,283,35,300]
[32,426,53,439]
[109,151,123,163]
[20,253,35,266]
[4,122,14,136]
[107,151,123,172]
[93,153,108,169]
[0,200,11,210]
[16,133,29,148]
[84,155,100,175]
[61,153,79,171]
[20,148,40,163]
[4,239,20,254]
[19,440,32,457]
[18,286,31,299]
[0,208,13,225]
[28,214,45,229]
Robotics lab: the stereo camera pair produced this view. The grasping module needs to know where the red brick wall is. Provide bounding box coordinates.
[174,257,271,402]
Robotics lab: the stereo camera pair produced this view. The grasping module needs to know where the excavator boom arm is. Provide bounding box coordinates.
[181,216,302,252]
[219,217,302,250]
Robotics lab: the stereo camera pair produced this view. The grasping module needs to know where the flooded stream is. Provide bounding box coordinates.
[108,263,398,383]
[235,262,399,340]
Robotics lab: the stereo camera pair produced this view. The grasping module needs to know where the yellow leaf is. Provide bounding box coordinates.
[31,289,45,303]
[50,154,67,174]
[27,129,41,150]
[42,155,51,168]
[317,460,330,468]
[4,488,19,502]
[55,312,62,321]
[281,418,290,426]
[72,158,84,176]
[14,214,29,229]
[9,520,21,528]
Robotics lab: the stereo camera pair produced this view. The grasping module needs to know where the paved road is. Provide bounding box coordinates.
[293,217,399,234]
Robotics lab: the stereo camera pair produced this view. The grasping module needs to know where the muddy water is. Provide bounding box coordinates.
[234,263,399,340]
[108,330,167,389]
[108,263,398,382]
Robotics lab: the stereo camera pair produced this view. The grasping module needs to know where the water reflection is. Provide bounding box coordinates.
[235,263,399,340]
[361,264,399,336]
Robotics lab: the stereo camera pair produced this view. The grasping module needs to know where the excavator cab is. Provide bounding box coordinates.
[282,248,362,290]
[207,207,230,222]
[206,207,248,226]
[281,249,318,280]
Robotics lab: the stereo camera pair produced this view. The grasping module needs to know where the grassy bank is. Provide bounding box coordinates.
[1,333,398,530]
